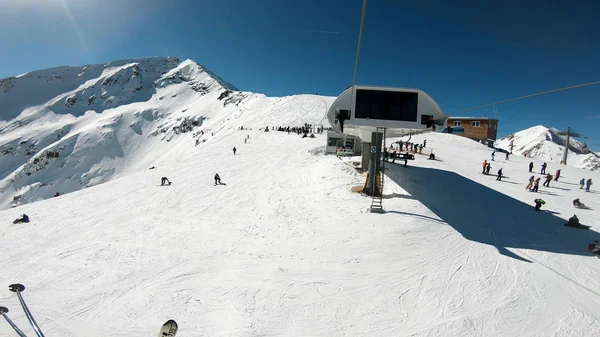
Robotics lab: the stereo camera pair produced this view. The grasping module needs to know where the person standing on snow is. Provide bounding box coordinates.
[485,163,491,175]
[505,152,509,160]
[423,139,427,148]
[543,174,552,187]
[554,169,561,181]
[491,151,495,161]
[496,168,503,181]
[530,177,540,192]
[526,176,535,190]
[233,147,237,155]
[580,178,586,189]
[214,173,221,185]
[541,162,547,174]
[586,178,593,192]
[482,160,488,174]
[529,162,534,173]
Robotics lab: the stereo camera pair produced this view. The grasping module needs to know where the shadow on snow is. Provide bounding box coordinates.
[386,165,600,262]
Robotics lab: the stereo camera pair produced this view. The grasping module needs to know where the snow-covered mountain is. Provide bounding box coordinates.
[0,57,333,210]
[495,125,599,171]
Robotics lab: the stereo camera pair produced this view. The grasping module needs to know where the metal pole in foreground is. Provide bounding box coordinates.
[0,306,28,337]
[9,284,45,337]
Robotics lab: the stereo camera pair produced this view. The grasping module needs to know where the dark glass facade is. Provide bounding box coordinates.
[355,90,418,122]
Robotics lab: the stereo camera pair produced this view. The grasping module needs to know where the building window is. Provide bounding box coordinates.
[453,121,462,127]
[472,121,480,127]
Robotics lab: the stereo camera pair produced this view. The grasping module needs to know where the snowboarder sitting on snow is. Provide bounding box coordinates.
[13,214,30,224]
[534,199,545,211]
[54,192,61,197]
[214,173,221,185]
[573,198,586,208]
[161,177,171,186]
[429,152,435,160]
[588,241,600,255]
[566,215,580,226]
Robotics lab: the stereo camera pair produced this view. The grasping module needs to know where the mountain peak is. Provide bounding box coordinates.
[495,125,598,171]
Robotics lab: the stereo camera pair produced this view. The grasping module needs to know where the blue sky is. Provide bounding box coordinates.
[1,0,599,147]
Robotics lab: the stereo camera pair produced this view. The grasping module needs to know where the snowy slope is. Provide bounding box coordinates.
[1,127,599,337]
[0,57,333,210]
[495,125,599,171]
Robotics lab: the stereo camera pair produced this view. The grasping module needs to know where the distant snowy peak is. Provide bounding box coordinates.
[0,56,236,122]
[495,125,599,171]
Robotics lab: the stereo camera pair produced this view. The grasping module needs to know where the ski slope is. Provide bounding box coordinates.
[1,128,600,337]
[0,57,334,210]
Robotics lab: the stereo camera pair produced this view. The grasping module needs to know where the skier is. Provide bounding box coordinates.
[529,162,534,173]
[233,147,237,155]
[418,144,423,154]
[525,176,535,190]
[423,139,427,147]
[530,177,541,192]
[214,173,221,185]
[554,169,561,181]
[13,214,30,224]
[542,174,552,187]
[482,160,488,174]
[586,178,593,192]
[491,151,495,161]
[534,199,546,211]
[588,241,600,255]
[505,152,509,160]
[195,139,200,147]
[541,162,547,174]
[496,168,503,181]
[485,163,491,175]
[161,177,171,186]
[244,138,247,144]
[580,178,586,189]
[573,198,586,208]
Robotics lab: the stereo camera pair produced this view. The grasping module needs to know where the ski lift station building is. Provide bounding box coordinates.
[326,86,447,153]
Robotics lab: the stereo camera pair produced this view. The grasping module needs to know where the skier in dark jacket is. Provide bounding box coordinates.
[541,162,547,174]
[485,163,491,175]
[529,162,534,173]
[214,173,221,185]
[161,177,171,186]
[233,147,237,155]
[496,168,503,181]
[530,178,540,192]
[13,214,30,224]
[586,178,593,192]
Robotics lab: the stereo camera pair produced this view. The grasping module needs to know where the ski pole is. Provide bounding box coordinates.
[9,284,45,337]
[0,306,28,337]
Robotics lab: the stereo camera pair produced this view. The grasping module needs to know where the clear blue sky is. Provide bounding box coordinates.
[1,0,599,148]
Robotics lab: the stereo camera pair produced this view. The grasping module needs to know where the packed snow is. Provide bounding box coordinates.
[495,125,599,171]
[0,57,333,210]
[1,125,599,336]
